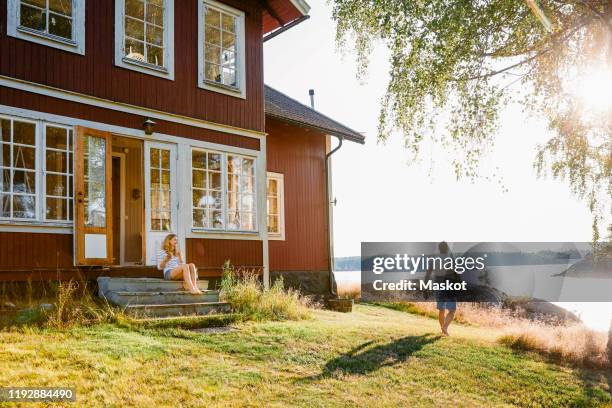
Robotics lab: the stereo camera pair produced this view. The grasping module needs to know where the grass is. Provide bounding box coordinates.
[0,304,610,407]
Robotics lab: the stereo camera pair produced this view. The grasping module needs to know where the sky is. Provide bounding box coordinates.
[263,0,594,258]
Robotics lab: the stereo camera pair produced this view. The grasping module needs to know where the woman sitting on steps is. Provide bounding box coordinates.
[157,234,202,295]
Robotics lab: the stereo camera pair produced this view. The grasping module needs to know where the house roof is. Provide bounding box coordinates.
[262,0,311,35]
[264,86,365,144]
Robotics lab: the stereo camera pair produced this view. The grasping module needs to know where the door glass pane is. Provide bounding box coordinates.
[84,135,106,227]
[149,147,171,232]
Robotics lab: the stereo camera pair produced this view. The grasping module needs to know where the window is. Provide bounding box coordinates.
[266,172,284,240]
[7,0,86,54]
[115,0,175,79]
[149,147,172,231]
[198,0,246,98]
[0,115,74,224]
[191,149,256,232]
[44,125,73,221]
[0,118,37,220]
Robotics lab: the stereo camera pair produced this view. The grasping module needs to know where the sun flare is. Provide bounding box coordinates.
[570,65,612,114]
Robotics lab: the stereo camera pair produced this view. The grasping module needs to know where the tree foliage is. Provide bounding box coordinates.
[331,0,612,240]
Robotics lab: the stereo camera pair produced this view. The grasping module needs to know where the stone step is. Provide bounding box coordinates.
[123,302,231,318]
[105,290,220,306]
[97,276,210,295]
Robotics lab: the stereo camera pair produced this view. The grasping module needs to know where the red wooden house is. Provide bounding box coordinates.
[0,0,364,294]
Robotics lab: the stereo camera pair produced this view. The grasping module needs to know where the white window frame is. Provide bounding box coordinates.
[43,124,73,223]
[114,0,175,80]
[266,172,285,241]
[190,147,257,233]
[198,0,246,99]
[0,114,74,226]
[6,0,86,55]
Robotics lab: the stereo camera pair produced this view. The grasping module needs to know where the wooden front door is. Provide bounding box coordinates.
[74,127,113,265]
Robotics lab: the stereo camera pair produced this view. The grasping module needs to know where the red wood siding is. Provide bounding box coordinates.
[0,87,260,150]
[0,0,265,132]
[186,238,263,277]
[0,232,73,270]
[266,118,329,272]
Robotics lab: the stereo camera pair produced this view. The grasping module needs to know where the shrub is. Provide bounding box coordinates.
[220,261,312,321]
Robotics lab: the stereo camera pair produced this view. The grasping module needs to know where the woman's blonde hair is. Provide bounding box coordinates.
[162,234,178,257]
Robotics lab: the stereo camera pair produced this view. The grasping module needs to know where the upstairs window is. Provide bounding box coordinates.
[115,0,175,79]
[7,0,86,54]
[198,0,246,98]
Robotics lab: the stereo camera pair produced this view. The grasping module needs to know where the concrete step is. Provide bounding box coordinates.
[124,302,231,318]
[97,277,210,295]
[105,290,220,306]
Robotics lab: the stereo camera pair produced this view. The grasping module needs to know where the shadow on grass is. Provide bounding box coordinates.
[301,334,440,381]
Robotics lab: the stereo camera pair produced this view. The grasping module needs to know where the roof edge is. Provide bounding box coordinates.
[289,0,311,15]
[266,113,365,144]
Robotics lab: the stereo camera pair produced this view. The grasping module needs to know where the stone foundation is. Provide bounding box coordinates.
[270,270,331,296]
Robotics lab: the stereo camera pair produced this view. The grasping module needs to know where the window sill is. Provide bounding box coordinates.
[0,220,73,234]
[17,26,78,47]
[116,57,175,80]
[199,80,246,99]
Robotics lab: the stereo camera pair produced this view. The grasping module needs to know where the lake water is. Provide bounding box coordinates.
[334,270,612,332]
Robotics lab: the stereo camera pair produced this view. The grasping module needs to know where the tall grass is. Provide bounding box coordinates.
[1,279,122,329]
[220,262,312,321]
[378,301,611,369]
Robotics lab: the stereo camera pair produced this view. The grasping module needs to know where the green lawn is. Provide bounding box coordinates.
[1,304,610,407]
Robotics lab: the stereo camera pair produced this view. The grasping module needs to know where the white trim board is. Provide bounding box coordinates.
[0,75,265,140]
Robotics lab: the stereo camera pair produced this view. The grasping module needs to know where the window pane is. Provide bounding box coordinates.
[160,189,170,209]
[240,194,254,212]
[49,0,72,16]
[146,24,163,46]
[146,3,164,26]
[192,189,206,208]
[221,50,234,66]
[46,197,67,220]
[49,12,72,39]
[222,32,235,50]
[46,126,68,149]
[159,211,170,231]
[13,121,35,145]
[205,62,220,83]
[222,14,235,33]
[222,68,236,87]
[205,44,220,65]
[146,44,164,66]
[150,148,160,168]
[208,153,221,170]
[20,4,46,32]
[46,174,69,197]
[150,169,160,185]
[1,144,10,169]
[150,190,160,211]
[227,174,238,192]
[46,150,67,173]
[14,146,36,169]
[268,178,277,195]
[192,170,206,189]
[267,197,278,214]
[205,25,221,46]
[205,8,220,27]
[84,136,106,228]
[160,169,170,188]
[13,170,35,194]
[268,215,278,233]
[1,120,10,142]
[13,195,36,219]
[227,155,241,174]
[1,169,9,192]
[125,38,145,61]
[211,210,223,228]
[208,172,221,190]
[23,0,46,7]
[125,0,144,19]
[160,149,170,169]
[192,150,206,169]
[192,209,208,228]
[0,194,9,217]
[125,17,145,41]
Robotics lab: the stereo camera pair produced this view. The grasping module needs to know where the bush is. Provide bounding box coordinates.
[220,261,312,321]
